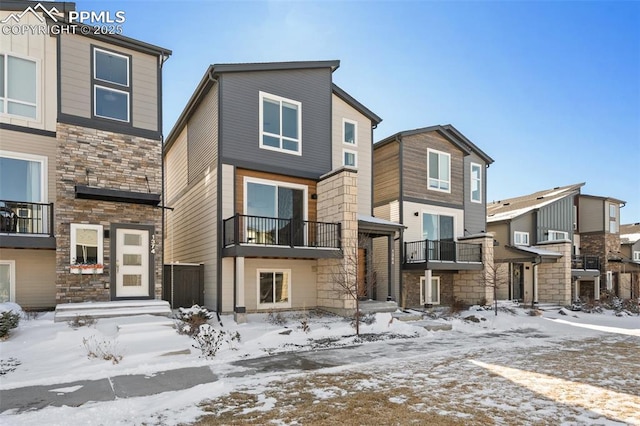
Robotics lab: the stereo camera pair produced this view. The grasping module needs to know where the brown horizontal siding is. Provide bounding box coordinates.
[373,141,400,206]
[402,132,464,205]
[235,168,317,222]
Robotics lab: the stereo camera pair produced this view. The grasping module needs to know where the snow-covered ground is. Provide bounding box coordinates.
[1,302,639,425]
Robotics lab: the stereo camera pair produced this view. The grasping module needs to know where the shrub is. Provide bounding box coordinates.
[267,310,287,326]
[68,315,96,329]
[449,298,467,314]
[193,324,225,359]
[82,335,123,364]
[0,311,20,339]
[176,304,214,336]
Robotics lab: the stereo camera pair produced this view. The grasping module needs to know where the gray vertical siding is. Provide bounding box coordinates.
[219,69,332,177]
[511,213,535,245]
[537,196,574,242]
[463,153,488,235]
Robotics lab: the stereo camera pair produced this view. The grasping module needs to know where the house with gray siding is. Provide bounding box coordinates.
[372,125,495,307]
[163,60,401,321]
[487,184,584,305]
[0,1,170,308]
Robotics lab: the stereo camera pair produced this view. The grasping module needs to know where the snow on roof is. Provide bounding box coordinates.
[510,245,563,257]
[357,214,405,228]
[621,233,640,244]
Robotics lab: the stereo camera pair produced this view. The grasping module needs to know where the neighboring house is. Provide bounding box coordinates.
[163,60,401,322]
[575,194,627,298]
[372,125,495,307]
[487,184,583,306]
[0,1,171,308]
[619,223,640,300]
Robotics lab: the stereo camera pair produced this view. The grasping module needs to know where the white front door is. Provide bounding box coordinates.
[115,228,149,298]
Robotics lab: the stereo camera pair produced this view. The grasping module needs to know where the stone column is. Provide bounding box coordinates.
[536,240,572,305]
[453,234,494,305]
[316,168,358,316]
[234,257,246,324]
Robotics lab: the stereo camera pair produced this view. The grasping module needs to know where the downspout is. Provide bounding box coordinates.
[531,255,542,308]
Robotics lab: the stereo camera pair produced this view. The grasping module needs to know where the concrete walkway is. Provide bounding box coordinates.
[0,367,216,413]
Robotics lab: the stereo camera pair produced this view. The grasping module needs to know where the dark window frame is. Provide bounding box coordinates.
[90,45,133,125]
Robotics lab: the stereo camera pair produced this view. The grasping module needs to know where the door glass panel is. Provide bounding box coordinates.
[124,234,142,246]
[0,264,10,303]
[423,213,438,240]
[123,254,142,266]
[122,274,142,287]
[439,216,454,240]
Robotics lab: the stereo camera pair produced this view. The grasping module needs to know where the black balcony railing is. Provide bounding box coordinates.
[0,200,54,236]
[223,214,341,249]
[404,239,482,264]
[571,255,600,270]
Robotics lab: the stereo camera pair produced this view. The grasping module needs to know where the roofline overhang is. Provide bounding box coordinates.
[332,84,382,125]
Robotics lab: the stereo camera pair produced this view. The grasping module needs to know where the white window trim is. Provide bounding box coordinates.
[0,52,40,121]
[343,148,358,168]
[93,47,130,87]
[93,85,130,122]
[633,251,640,262]
[548,230,569,241]
[70,223,104,274]
[0,260,16,303]
[514,231,529,246]
[259,91,302,156]
[470,162,482,203]
[0,150,48,203]
[256,269,292,309]
[342,118,357,146]
[420,276,440,305]
[427,148,451,193]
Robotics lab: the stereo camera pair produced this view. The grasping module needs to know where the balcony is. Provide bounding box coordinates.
[0,200,55,249]
[571,255,600,270]
[222,214,341,259]
[404,239,482,270]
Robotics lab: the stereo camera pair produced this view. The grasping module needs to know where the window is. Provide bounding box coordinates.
[93,47,130,122]
[470,163,482,203]
[633,251,640,262]
[0,151,46,203]
[423,213,455,261]
[427,149,450,192]
[260,91,301,155]
[420,276,440,305]
[514,231,529,246]
[245,178,306,246]
[0,260,15,303]
[70,224,104,273]
[343,149,357,167]
[0,53,37,119]
[606,271,613,290]
[257,269,291,307]
[608,203,618,234]
[548,230,568,241]
[343,119,357,145]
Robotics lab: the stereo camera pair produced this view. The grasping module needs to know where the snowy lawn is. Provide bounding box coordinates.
[1,302,639,425]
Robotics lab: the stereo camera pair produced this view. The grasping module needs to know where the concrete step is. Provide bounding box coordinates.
[392,312,423,322]
[413,320,453,331]
[54,300,172,322]
[359,300,399,314]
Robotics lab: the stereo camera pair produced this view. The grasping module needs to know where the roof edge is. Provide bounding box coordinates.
[332,83,382,125]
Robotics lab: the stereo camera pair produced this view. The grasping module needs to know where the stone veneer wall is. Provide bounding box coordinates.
[316,168,358,315]
[402,271,454,307]
[536,240,571,304]
[453,235,494,305]
[55,123,162,303]
[580,232,622,293]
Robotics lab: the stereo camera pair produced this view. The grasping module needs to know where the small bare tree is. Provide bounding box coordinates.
[331,233,378,335]
[483,262,508,316]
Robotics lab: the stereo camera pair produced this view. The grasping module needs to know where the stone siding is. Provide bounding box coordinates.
[55,123,162,303]
[580,232,623,293]
[536,241,571,304]
[453,235,494,305]
[316,169,358,315]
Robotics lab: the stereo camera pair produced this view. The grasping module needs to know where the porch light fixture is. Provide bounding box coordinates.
[414,212,419,216]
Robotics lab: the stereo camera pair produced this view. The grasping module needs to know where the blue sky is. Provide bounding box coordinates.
[79,0,639,223]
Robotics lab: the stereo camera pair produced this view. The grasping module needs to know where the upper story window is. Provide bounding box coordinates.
[423,213,454,241]
[608,203,618,234]
[343,149,357,167]
[0,53,37,120]
[514,231,529,246]
[427,149,450,192]
[259,91,301,155]
[93,47,130,123]
[343,118,357,145]
[0,151,46,203]
[633,251,640,262]
[470,163,482,203]
[548,230,568,241]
